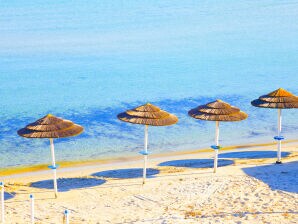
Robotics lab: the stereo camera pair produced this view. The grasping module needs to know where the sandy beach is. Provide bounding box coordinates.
[1,141,298,224]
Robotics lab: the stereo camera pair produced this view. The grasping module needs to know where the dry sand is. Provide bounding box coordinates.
[1,142,298,224]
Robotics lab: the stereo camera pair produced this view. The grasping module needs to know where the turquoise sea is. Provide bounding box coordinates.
[1,0,298,168]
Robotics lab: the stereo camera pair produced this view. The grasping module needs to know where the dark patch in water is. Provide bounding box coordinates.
[0,94,297,167]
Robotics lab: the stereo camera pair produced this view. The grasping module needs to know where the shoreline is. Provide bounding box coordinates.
[1,139,298,177]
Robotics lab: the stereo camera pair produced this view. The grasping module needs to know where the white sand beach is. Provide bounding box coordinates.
[1,142,298,224]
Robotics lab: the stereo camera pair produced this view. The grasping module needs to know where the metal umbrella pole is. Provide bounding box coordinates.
[0,182,4,224]
[274,109,284,164]
[213,121,220,173]
[49,138,58,198]
[142,125,149,184]
[30,194,35,224]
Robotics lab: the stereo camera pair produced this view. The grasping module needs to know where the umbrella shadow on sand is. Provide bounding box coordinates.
[92,168,160,179]
[158,159,234,168]
[4,192,15,201]
[219,151,291,159]
[243,161,298,193]
[30,178,106,192]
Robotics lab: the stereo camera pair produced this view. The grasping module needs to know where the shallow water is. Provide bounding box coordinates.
[1,1,298,168]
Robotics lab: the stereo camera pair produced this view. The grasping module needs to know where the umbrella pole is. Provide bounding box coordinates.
[64,210,70,224]
[276,109,282,163]
[50,138,58,198]
[143,125,148,184]
[30,194,34,224]
[0,182,4,224]
[214,121,219,173]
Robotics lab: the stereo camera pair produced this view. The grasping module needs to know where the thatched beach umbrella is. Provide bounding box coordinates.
[188,100,248,173]
[117,103,178,184]
[251,88,298,163]
[18,114,83,198]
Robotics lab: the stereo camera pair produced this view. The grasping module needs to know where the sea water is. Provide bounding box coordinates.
[1,0,298,168]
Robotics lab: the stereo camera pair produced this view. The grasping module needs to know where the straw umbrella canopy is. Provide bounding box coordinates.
[18,114,83,198]
[251,88,298,163]
[118,103,178,183]
[188,100,247,173]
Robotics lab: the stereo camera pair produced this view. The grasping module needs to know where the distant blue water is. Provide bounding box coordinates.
[1,1,298,168]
